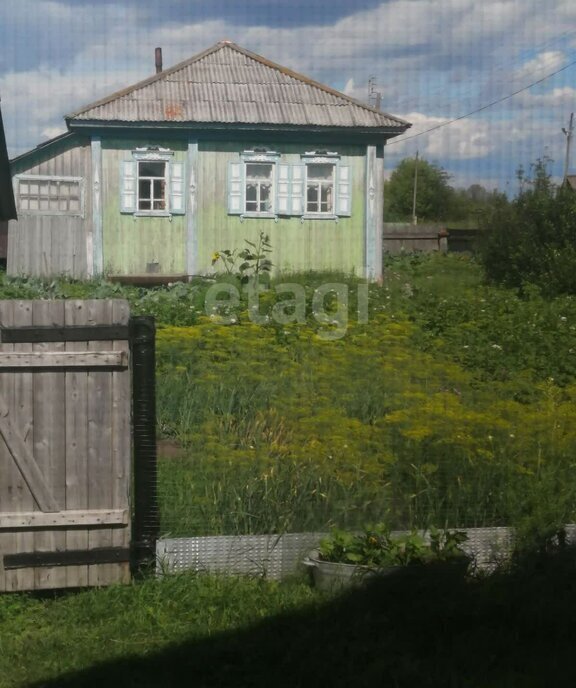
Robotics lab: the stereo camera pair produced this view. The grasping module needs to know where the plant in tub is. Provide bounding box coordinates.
[306,524,470,590]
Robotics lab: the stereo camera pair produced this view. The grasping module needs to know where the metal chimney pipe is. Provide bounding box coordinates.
[155,47,163,74]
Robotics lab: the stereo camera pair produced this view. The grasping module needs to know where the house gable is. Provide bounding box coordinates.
[66,41,410,137]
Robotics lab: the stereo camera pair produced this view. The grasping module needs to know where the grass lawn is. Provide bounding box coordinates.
[2,548,576,687]
[1,254,576,686]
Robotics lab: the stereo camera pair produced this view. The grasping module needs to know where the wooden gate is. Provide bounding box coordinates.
[0,299,132,591]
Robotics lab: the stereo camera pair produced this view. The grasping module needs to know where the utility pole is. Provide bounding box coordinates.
[562,112,574,183]
[412,150,419,225]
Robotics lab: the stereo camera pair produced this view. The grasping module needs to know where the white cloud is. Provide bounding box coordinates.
[0,67,143,155]
[507,86,576,113]
[343,78,356,96]
[388,112,514,160]
[2,0,576,187]
[41,125,67,139]
[513,51,567,82]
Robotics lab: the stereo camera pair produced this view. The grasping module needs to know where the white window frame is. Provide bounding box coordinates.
[230,150,280,221]
[244,160,275,215]
[132,148,173,217]
[136,160,168,213]
[15,174,84,217]
[301,152,339,221]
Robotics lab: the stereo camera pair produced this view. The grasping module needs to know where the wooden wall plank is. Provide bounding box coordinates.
[91,137,102,276]
[101,139,187,276]
[8,140,91,279]
[364,144,377,280]
[186,139,199,276]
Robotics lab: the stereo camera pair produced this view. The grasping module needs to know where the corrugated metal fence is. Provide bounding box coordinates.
[157,525,576,580]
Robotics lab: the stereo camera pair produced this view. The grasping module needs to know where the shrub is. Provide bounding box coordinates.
[480,158,576,296]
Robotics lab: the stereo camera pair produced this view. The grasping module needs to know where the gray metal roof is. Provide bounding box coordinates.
[67,41,410,133]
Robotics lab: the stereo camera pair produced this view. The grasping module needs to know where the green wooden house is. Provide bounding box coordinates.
[7,41,410,281]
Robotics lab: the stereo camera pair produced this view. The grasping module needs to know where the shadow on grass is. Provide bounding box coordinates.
[31,548,576,688]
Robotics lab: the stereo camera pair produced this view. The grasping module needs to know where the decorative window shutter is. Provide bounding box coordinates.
[120,160,137,213]
[276,164,291,215]
[169,161,185,214]
[290,164,305,215]
[228,161,244,214]
[336,165,351,216]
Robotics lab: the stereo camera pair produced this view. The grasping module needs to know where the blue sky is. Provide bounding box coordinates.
[1,0,575,192]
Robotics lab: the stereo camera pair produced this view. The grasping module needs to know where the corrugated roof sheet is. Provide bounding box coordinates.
[67,41,410,132]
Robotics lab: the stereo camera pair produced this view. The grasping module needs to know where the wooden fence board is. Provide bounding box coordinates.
[64,300,90,588]
[0,299,132,592]
[11,301,35,591]
[0,302,16,591]
[0,351,128,368]
[32,300,67,590]
[0,394,59,513]
[87,300,116,587]
[111,300,131,584]
[0,509,128,529]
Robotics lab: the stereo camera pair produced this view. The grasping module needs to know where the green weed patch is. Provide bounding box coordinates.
[155,255,576,537]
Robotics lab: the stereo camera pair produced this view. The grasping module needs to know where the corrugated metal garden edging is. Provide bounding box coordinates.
[156,525,576,580]
[156,532,326,580]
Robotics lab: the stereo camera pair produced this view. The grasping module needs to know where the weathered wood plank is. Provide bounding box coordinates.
[5,300,35,591]
[0,509,129,530]
[0,301,16,592]
[0,351,128,368]
[32,300,67,590]
[87,300,115,586]
[0,393,59,513]
[0,324,129,343]
[111,300,131,584]
[91,137,102,276]
[186,139,198,276]
[64,300,90,588]
[5,547,130,570]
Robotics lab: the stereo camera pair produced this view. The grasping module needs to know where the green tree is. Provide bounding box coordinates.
[384,157,455,222]
[480,157,576,296]
[451,184,510,227]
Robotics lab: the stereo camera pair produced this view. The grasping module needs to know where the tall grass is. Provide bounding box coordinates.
[158,455,395,536]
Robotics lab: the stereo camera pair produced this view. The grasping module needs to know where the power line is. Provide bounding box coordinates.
[388,57,576,146]
[392,29,576,114]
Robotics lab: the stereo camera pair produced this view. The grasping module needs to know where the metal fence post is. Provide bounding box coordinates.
[130,316,159,575]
